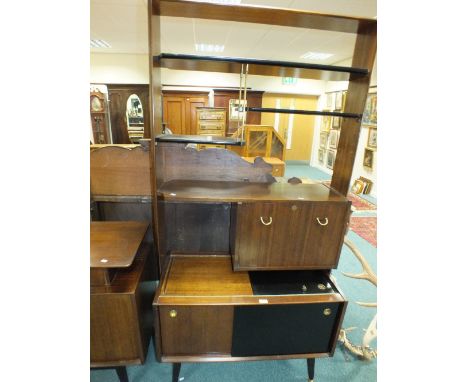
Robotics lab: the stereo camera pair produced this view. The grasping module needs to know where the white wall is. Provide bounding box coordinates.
[90,53,149,84]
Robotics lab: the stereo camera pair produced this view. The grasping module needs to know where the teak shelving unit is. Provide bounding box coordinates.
[147,1,377,381]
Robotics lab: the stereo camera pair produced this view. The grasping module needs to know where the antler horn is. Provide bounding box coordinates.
[342,237,377,286]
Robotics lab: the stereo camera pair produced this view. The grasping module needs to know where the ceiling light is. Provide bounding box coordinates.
[195,43,225,53]
[90,39,111,48]
[300,51,333,60]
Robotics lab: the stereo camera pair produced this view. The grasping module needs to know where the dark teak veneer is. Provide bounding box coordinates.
[90,221,154,381]
[96,0,380,380]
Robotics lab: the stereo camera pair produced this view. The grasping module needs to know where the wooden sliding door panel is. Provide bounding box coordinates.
[159,306,233,355]
[233,202,350,270]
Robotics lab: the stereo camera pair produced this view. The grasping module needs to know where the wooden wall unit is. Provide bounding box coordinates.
[147,1,376,381]
[162,91,209,135]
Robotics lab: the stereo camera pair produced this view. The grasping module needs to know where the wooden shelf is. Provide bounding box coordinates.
[154,0,375,34]
[157,179,348,203]
[90,221,149,268]
[246,107,361,119]
[155,134,244,146]
[155,53,369,82]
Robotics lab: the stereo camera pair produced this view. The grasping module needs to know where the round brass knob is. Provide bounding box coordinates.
[169,309,177,318]
[317,283,326,290]
[323,308,332,316]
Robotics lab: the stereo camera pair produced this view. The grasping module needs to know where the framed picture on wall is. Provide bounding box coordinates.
[325,93,335,110]
[229,99,247,121]
[367,127,377,149]
[319,132,328,148]
[362,92,377,126]
[318,149,325,164]
[321,115,331,132]
[326,150,336,169]
[335,91,343,110]
[329,129,339,149]
[363,147,374,170]
[332,116,341,129]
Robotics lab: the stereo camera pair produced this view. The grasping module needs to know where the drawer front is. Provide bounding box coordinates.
[198,121,225,131]
[233,201,350,270]
[231,302,343,356]
[159,306,233,356]
[198,111,225,120]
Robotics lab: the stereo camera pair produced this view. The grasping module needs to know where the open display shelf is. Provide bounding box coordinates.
[157,179,348,203]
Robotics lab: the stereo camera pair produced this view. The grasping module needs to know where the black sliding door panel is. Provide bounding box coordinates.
[231,303,340,356]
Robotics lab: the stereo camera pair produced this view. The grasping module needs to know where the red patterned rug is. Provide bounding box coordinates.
[349,216,377,247]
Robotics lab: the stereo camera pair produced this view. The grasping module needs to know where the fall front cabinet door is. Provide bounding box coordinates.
[232,201,350,270]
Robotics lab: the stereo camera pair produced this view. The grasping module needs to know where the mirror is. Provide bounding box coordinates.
[126,94,144,143]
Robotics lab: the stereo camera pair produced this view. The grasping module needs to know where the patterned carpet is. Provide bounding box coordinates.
[319,180,377,247]
[349,216,377,247]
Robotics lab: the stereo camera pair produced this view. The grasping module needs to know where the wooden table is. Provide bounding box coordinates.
[90,221,153,382]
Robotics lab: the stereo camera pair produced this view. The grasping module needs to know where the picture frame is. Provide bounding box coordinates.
[332,116,341,129]
[321,115,331,132]
[351,179,365,194]
[326,149,336,169]
[319,132,328,148]
[362,92,377,126]
[335,91,343,110]
[229,99,247,121]
[363,147,374,170]
[367,127,377,149]
[329,129,339,149]
[325,92,335,110]
[318,149,325,164]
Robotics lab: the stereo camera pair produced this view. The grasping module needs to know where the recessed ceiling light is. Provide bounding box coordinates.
[300,51,333,60]
[195,43,225,53]
[90,39,111,48]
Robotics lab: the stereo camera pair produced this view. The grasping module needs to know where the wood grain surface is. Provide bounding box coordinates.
[158,179,348,203]
[90,221,149,268]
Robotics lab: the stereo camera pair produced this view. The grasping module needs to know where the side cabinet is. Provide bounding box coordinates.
[154,256,347,361]
[231,201,351,270]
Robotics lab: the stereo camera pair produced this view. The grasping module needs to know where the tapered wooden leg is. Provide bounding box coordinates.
[115,366,129,382]
[307,358,315,381]
[172,362,181,382]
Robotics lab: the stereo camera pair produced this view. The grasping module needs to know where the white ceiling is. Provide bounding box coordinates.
[91,0,376,65]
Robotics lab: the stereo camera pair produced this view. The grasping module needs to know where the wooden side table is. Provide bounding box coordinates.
[90,221,153,382]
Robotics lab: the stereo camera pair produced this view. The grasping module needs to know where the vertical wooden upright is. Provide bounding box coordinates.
[148,0,163,275]
[331,22,377,196]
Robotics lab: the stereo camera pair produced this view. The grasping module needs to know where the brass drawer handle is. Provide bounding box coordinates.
[169,309,177,318]
[316,217,329,226]
[323,308,332,316]
[260,216,273,226]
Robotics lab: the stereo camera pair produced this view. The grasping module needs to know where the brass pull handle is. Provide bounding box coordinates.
[260,217,273,226]
[316,217,329,226]
[169,309,177,318]
[323,308,332,316]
